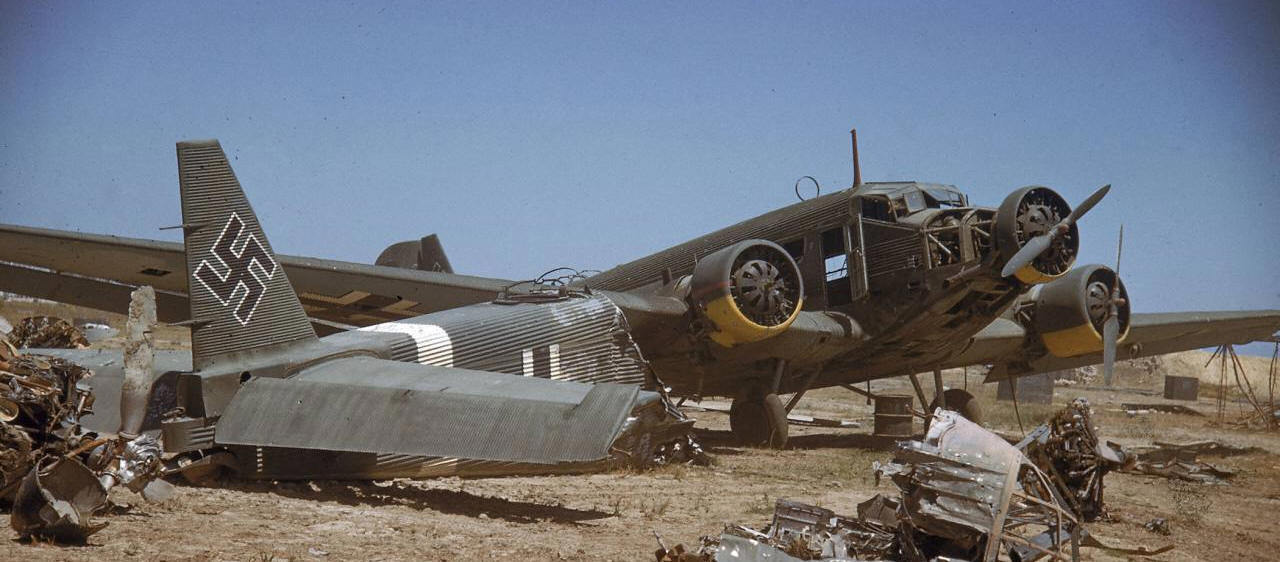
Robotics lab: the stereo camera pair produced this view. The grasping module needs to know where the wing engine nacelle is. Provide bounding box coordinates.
[996,186,1079,284]
[689,240,804,347]
[1033,264,1130,357]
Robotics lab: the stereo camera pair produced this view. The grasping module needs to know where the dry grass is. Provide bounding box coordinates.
[2,298,1279,560]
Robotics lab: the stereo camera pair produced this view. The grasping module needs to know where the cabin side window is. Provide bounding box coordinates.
[821,226,852,306]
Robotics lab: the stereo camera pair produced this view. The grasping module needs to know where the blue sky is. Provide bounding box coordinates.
[3,2,1278,353]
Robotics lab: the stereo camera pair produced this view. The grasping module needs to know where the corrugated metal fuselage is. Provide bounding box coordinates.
[586,182,1026,398]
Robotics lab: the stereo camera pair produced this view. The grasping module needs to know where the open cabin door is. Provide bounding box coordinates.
[847,197,869,302]
[818,198,870,308]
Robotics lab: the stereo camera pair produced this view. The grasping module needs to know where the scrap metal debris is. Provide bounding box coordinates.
[1016,398,1127,521]
[1143,518,1170,536]
[1121,403,1203,417]
[1123,441,1250,484]
[6,316,90,349]
[658,402,1172,561]
[0,338,167,542]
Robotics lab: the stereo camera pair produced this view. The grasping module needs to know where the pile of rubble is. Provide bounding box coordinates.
[0,339,169,543]
[1015,398,1125,521]
[658,400,1171,562]
[6,316,90,350]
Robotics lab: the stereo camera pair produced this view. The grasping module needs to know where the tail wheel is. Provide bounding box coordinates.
[729,393,789,449]
[926,388,983,427]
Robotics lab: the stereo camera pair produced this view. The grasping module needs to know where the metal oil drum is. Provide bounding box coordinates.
[1163,375,1200,401]
[873,394,914,437]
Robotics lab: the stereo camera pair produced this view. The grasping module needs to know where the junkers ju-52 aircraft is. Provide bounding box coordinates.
[2,136,1278,462]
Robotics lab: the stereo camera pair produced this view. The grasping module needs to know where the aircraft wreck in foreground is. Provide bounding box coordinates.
[1,135,1276,453]
[6,141,700,493]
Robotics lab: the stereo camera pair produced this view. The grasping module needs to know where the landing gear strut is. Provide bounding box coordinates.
[729,391,788,449]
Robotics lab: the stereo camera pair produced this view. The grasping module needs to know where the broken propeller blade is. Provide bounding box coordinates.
[1001,184,1111,278]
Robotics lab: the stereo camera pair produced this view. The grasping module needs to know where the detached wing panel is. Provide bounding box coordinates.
[0,224,512,326]
[214,357,644,464]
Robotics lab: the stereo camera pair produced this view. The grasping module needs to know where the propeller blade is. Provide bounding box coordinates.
[1001,232,1053,278]
[1102,312,1119,386]
[1114,224,1124,278]
[1000,184,1110,279]
[1065,184,1111,225]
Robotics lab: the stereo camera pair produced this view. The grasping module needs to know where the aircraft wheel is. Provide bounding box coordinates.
[927,388,983,425]
[730,393,789,448]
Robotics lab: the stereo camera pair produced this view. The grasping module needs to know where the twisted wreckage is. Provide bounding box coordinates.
[0,337,169,542]
[0,292,704,542]
[0,144,703,540]
[659,400,1176,562]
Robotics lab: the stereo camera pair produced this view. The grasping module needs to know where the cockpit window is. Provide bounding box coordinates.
[861,196,894,221]
[924,188,967,207]
[902,190,927,213]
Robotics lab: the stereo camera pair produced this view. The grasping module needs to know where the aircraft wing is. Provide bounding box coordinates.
[0,224,512,328]
[952,310,1280,380]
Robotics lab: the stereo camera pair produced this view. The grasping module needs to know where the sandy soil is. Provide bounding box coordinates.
[2,301,1278,561]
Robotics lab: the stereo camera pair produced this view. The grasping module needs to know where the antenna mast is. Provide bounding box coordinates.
[850,128,862,187]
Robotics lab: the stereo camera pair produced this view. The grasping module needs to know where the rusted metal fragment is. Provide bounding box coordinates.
[10,457,108,543]
[1,332,170,542]
[7,316,90,349]
[0,346,97,489]
[1121,403,1203,416]
[1124,441,1246,483]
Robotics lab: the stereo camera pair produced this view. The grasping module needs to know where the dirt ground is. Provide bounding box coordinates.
[2,301,1278,561]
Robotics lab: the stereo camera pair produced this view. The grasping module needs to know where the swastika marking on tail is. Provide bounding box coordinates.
[193,213,277,325]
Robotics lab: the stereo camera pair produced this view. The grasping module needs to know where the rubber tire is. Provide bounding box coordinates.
[730,393,789,449]
[927,388,983,425]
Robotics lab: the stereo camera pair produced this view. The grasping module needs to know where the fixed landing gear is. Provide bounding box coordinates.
[729,392,789,449]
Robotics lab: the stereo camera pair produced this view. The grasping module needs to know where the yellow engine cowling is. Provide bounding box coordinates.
[689,240,804,347]
[995,186,1079,285]
[1034,264,1130,357]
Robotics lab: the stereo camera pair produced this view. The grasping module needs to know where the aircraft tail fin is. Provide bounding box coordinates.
[374,234,454,273]
[177,140,316,369]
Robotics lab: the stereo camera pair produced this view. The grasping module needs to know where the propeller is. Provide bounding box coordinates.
[1001,184,1111,278]
[1102,225,1125,386]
